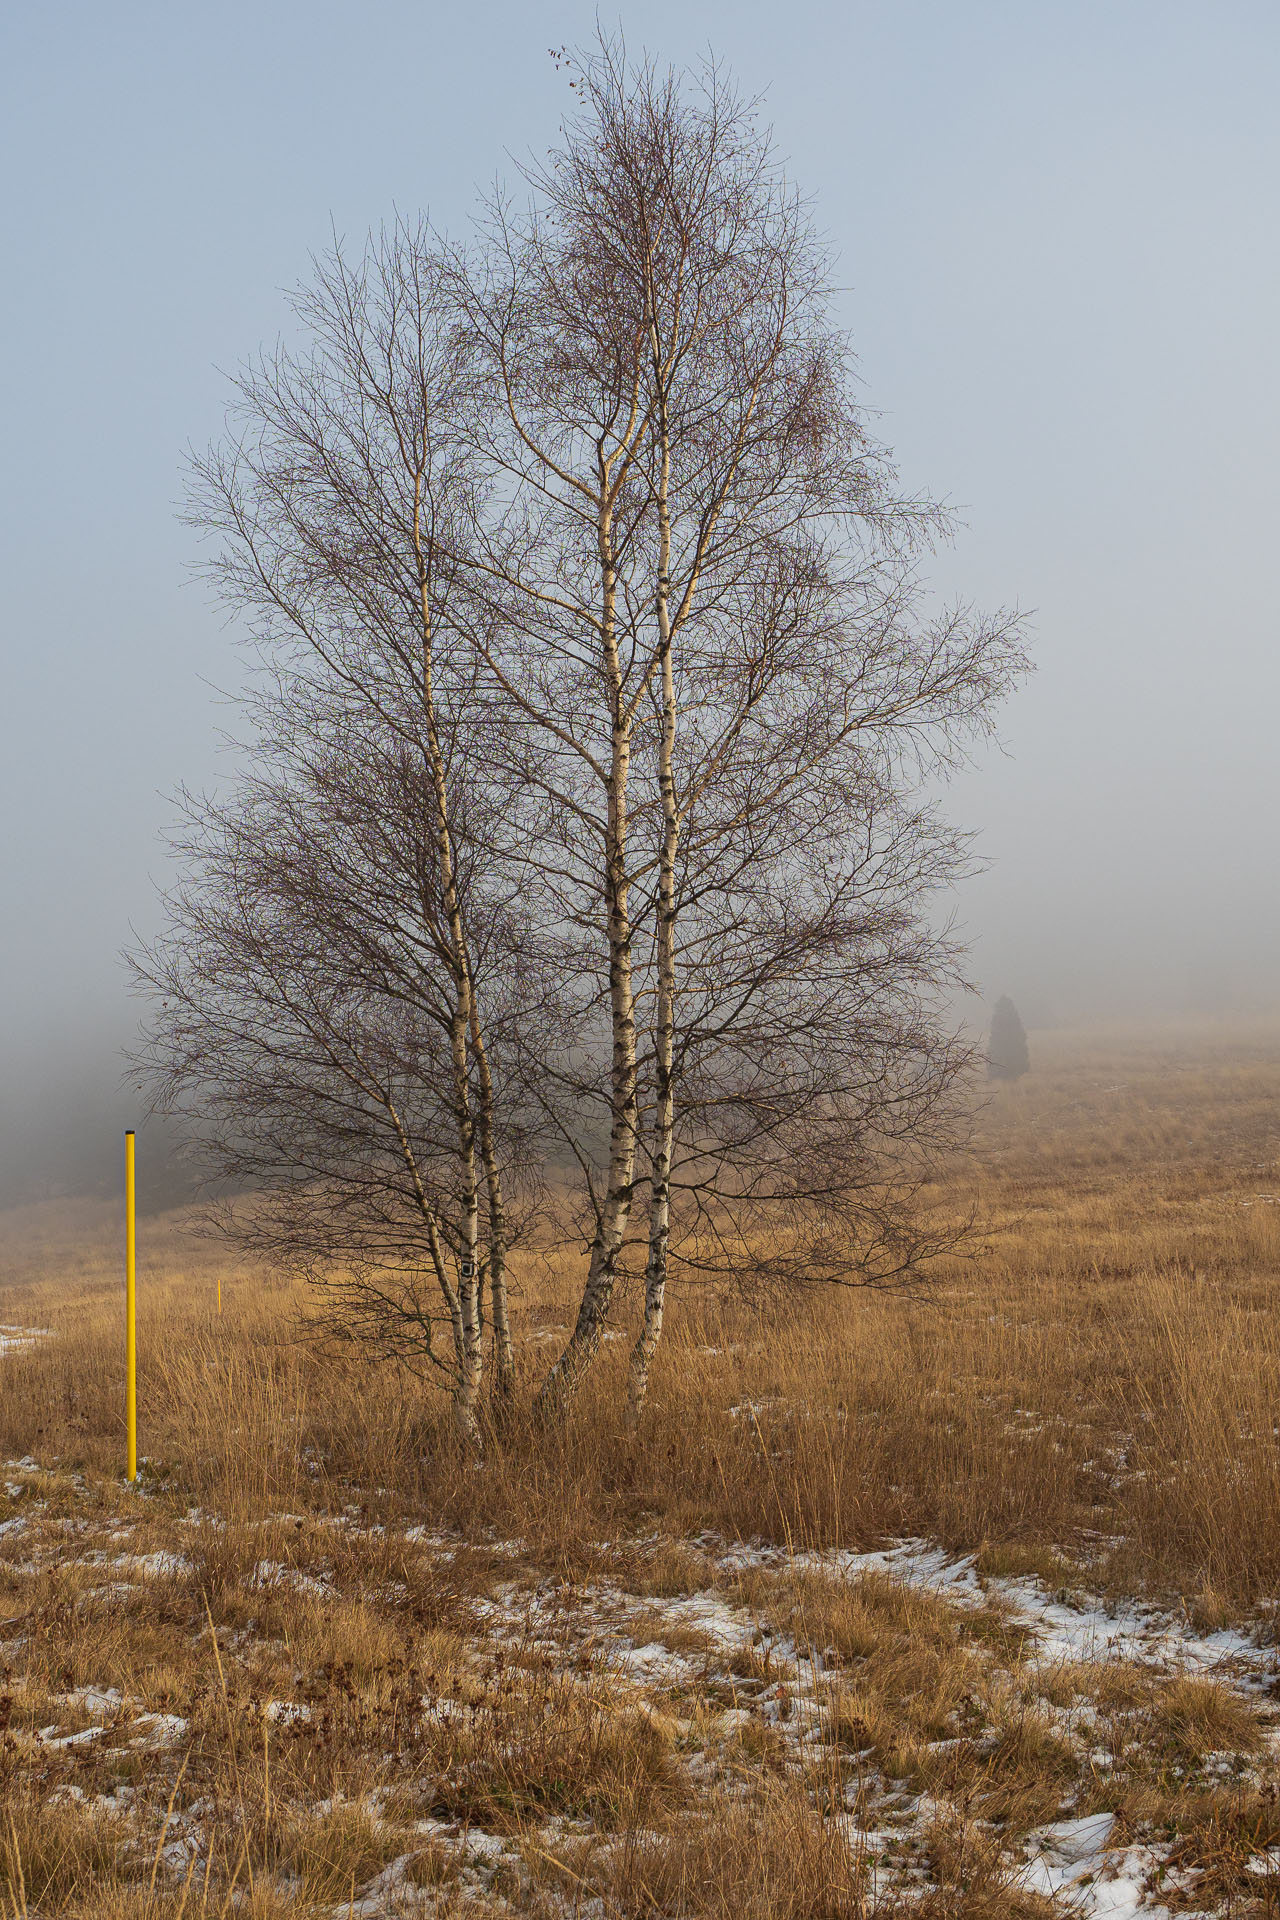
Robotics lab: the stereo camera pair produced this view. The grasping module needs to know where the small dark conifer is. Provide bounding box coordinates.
[988,996,1030,1081]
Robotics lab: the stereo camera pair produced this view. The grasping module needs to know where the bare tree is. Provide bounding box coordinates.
[133,231,542,1442]
[450,41,1027,1413]
[139,40,1027,1436]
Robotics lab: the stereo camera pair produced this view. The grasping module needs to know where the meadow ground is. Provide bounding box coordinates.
[0,1021,1278,1917]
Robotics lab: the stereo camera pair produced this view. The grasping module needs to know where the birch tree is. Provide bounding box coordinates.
[139,41,1027,1435]
[452,43,1026,1414]
[133,231,539,1441]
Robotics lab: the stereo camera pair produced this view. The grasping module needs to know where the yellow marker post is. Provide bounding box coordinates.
[125,1130,137,1484]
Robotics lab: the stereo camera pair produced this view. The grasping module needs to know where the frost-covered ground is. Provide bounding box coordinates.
[2,1453,1277,1917]
[440,1536,1280,1918]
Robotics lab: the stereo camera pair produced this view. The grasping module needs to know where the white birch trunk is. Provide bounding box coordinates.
[413,474,494,1449]
[537,494,640,1413]
[628,387,678,1425]
[470,1000,514,1402]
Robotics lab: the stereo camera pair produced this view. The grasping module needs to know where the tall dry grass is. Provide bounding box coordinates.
[1,1019,1279,1607]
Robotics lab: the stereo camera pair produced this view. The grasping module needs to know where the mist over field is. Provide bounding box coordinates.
[3,19,1280,1911]
[2,0,1279,1206]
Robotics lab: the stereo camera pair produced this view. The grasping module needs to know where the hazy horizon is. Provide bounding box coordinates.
[3,0,1278,1204]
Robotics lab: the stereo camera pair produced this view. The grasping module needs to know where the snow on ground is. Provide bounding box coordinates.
[111,1548,195,1579]
[1021,1816,1168,1919]
[253,1556,334,1596]
[452,1532,1278,1914]
[444,1575,1249,1901]
[727,1534,1275,1688]
[3,1475,1276,1914]
[0,1325,51,1353]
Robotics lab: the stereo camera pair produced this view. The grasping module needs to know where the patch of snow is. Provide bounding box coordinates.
[461,1829,510,1862]
[993,1574,1273,1683]
[64,1686,123,1717]
[133,1712,189,1747]
[726,1534,1278,1691]
[612,1640,679,1678]
[806,1539,987,1600]
[38,1723,108,1751]
[177,1507,225,1530]
[1033,1811,1117,1864]
[263,1700,312,1725]
[111,1550,193,1579]
[402,1524,457,1552]
[0,1328,51,1354]
[253,1558,332,1597]
[49,1782,135,1812]
[1021,1822,1170,1919]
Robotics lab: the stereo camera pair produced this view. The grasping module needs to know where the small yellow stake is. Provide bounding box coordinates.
[125,1130,137,1484]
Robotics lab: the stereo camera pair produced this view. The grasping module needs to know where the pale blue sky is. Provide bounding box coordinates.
[2,1,1278,1191]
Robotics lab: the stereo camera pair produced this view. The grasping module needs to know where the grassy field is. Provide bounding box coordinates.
[0,1022,1278,1916]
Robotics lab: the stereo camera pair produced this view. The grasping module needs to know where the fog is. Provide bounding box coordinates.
[2,0,1277,1205]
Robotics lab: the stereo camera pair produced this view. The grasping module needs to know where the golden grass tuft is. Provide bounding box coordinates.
[0,1798,131,1913]
[266,1798,403,1903]
[542,1782,867,1919]
[1148,1675,1265,1763]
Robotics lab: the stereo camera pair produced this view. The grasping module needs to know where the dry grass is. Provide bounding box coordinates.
[4,1021,1280,1604]
[544,1782,869,1918]
[0,1797,132,1912]
[1,1019,1279,1914]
